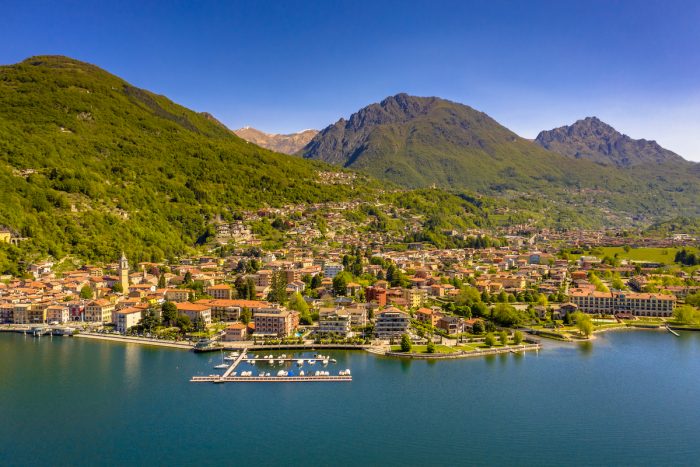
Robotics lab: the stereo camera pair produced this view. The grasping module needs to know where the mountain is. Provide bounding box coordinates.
[0,56,379,270]
[534,117,689,168]
[300,93,580,190]
[300,94,700,224]
[235,127,318,154]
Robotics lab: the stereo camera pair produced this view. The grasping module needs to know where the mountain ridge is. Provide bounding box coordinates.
[534,116,689,168]
[234,127,317,154]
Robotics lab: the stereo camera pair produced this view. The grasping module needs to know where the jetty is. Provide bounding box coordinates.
[191,374,352,383]
[665,325,680,337]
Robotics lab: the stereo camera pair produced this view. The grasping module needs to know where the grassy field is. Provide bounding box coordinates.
[587,247,699,264]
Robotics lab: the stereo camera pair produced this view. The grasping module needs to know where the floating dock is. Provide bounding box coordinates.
[191,375,352,383]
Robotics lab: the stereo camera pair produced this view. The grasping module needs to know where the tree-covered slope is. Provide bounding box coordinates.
[0,56,378,269]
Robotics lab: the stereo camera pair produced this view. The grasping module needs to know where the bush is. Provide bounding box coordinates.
[484,333,496,347]
[400,333,412,352]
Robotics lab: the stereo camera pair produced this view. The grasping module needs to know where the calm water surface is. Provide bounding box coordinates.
[1,330,700,466]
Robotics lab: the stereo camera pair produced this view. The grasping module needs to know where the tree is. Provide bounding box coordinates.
[400,333,412,352]
[426,340,436,354]
[472,321,484,334]
[310,274,322,289]
[157,274,166,288]
[492,303,528,327]
[484,333,496,347]
[673,305,700,325]
[112,282,123,293]
[184,271,192,284]
[161,301,177,326]
[175,314,192,332]
[332,272,350,296]
[79,285,93,299]
[267,270,288,304]
[240,308,252,325]
[513,330,523,345]
[498,330,508,346]
[288,292,309,313]
[573,312,594,337]
[139,307,161,333]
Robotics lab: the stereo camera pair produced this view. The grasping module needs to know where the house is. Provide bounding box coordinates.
[365,286,387,306]
[114,307,143,333]
[175,302,212,326]
[416,307,440,326]
[222,322,247,341]
[437,315,464,335]
[374,307,410,338]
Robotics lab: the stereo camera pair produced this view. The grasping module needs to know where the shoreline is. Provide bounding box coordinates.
[73,332,194,350]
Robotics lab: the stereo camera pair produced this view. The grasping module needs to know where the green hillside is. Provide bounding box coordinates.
[301,94,700,225]
[0,56,383,271]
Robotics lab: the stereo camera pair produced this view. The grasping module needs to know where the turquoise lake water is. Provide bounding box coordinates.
[1,330,700,466]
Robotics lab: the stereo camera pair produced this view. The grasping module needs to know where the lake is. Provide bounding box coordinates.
[1,329,700,466]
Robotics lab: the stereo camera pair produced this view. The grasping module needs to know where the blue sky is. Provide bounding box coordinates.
[2,0,700,160]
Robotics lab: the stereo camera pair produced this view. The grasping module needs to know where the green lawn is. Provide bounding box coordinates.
[390,344,456,354]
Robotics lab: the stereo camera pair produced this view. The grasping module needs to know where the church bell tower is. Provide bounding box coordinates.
[119,252,129,293]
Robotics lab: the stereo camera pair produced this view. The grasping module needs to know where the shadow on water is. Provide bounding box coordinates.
[400,358,412,373]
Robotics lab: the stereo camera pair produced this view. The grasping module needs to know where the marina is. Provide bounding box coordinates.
[192,348,352,383]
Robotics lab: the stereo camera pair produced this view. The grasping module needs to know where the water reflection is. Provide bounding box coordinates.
[577,340,593,356]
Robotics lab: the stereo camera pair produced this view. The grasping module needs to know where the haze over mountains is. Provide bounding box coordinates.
[234,127,317,154]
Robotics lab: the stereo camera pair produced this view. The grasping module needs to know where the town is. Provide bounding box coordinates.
[1,203,699,357]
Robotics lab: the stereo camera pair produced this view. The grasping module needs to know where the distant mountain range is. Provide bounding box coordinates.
[234,127,317,154]
[300,93,700,223]
[534,116,688,168]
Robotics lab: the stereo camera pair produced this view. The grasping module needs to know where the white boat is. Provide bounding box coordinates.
[299,370,305,376]
[268,358,274,365]
[223,355,235,361]
[296,359,304,366]
[309,359,316,365]
[277,359,284,365]
[277,370,288,377]
[214,363,228,369]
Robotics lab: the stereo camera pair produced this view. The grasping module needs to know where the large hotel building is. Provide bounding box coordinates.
[568,289,675,317]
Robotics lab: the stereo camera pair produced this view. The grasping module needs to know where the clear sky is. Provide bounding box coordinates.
[2,0,699,160]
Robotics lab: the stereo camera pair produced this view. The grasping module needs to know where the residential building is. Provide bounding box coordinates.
[253,308,298,337]
[165,288,194,303]
[85,300,115,323]
[115,307,142,333]
[46,305,69,324]
[374,307,410,338]
[205,284,233,300]
[223,322,247,341]
[319,313,351,336]
[323,262,344,279]
[175,302,212,326]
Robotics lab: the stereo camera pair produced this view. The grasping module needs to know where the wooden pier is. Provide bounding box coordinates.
[221,348,248,378]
